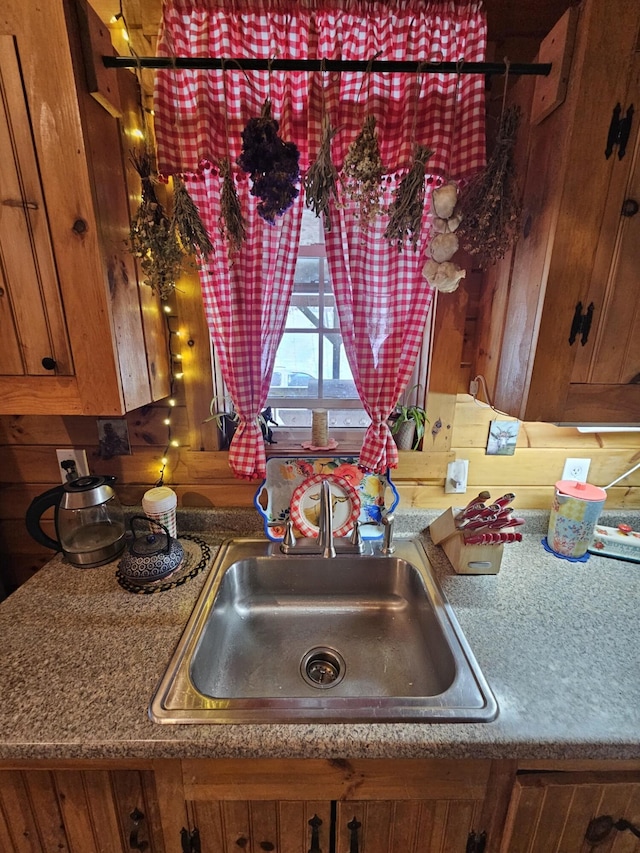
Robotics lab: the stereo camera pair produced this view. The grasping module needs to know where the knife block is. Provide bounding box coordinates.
[429,507,503,575]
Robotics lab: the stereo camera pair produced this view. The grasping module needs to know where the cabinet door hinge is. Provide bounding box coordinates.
[569,301,594,346]
[466,830,487,853]
[605,103,634,160]
[181,827,201,853]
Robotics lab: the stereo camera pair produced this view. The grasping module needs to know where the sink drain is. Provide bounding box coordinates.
[300,647,346,689]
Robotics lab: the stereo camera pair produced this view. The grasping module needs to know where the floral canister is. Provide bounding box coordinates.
[547,480,607,558]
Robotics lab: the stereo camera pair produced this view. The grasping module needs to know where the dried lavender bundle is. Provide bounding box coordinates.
[384,144,434,252]
[129,151,183,300]
[341,114,384,229]
[237,99,300,224]
[172,176,213,260]
[456,105,522,267]
[219,158,247,257]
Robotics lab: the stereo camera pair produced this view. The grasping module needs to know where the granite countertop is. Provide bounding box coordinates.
[1,507,639,762]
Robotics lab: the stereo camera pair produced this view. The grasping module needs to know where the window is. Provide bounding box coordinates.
[267,209,370,432]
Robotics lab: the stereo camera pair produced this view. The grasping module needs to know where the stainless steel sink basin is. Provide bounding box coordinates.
[150,538,497,723]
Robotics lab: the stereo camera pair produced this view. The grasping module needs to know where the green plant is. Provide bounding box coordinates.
[205,398,278,447]
[389,385,429,450]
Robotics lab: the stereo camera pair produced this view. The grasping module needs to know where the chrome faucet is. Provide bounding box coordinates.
[280,477,363,557]
[317,478,336,558]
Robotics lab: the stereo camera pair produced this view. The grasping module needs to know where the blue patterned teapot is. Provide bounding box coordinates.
[118,515,184,584]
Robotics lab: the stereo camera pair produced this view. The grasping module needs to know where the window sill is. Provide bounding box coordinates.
[265,427,365,456]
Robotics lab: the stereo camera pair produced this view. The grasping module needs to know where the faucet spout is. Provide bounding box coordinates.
[317,478,336,558]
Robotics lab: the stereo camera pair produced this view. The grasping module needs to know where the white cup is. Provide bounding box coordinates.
[142,486,178,538]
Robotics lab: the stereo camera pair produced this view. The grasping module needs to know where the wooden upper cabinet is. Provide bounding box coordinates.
[475,0,640,424]
[0,0,170,415]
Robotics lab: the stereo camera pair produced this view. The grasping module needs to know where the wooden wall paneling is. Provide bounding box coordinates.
[425,277,469,465]
[176,271,219,452]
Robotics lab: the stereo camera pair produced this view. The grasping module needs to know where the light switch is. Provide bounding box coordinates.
[445,459,469,494]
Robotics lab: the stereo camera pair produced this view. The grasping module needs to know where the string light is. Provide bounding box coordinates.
[156,303,184,486]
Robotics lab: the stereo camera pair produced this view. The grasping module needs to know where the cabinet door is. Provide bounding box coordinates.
[569,55,640,416]
[477,0,640,423]
[336,798,485,853]
[502,773,640,853]
[0,35,73,379]
[0,768,164,852]
[183,799,333,853]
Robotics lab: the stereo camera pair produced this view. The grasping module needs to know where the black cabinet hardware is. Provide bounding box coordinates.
[181,827,201,853]
[128,808,148,851]
[569,301,594,346]
[586,814,640,843]
[308,814,322,853]
[605,103,634,159]
[466,830,487,852]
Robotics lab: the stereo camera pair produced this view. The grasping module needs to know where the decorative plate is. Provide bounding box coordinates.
[253,456,399,541]
[289,473,361,538]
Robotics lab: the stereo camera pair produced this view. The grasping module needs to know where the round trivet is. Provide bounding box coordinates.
[116,535,212,594]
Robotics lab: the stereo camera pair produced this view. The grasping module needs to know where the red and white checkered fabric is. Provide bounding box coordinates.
[153,0,486,479]
[154,0,486,178]
[325,180,436,474]
[188,175,304,480]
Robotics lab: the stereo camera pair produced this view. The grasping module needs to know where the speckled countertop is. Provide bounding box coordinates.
[1,507,639,762]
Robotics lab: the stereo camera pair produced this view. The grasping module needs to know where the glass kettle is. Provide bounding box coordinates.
[26,476,126,567]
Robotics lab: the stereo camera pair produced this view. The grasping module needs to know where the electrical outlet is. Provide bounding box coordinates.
[562,457,591,482]
[56,449,89,484]
[445,459,469,494]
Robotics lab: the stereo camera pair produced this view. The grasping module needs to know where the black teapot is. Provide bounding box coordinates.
[118,516,184,585]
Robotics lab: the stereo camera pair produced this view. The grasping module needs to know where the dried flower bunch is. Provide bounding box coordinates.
[237,99,300,224]
[219,158,247,257]
[384,144,434,251]
[341,114,384,229]
[456,105,523,267]
[304,114,340,231]
[129,151,183,300]
[172,176,213,260]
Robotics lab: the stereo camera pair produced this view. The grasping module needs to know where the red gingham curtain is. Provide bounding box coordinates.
[325,189,436,473]
[188,178,304,480]
[153,0,486,477]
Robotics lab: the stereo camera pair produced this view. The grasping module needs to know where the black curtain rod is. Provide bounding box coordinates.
[102,56,551,76]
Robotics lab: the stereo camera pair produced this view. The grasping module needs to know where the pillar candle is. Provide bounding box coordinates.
[311,409,328,447]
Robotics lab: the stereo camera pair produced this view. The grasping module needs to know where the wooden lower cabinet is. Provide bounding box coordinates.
[2,760,640,853]
[501,771,640,853]
[168,759,508,853]
[0,766,165,852]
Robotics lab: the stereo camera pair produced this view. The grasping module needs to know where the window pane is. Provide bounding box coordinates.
[269,333,318,398]
[299,208,322,247]
[287,259,321,329]
[270,407,370,427]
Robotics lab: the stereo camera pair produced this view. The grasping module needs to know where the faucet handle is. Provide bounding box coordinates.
[350,520,364,547]
[380,511,395,554]
[283,519,297,548]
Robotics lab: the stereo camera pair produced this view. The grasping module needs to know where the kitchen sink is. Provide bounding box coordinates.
[149,538,497,723]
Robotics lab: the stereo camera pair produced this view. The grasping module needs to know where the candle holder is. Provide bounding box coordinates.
[300,409,338,451]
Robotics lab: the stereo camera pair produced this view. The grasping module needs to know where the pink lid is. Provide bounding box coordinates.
[555,480,607,501]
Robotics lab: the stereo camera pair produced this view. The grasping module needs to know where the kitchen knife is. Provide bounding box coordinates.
[493,492,516,509]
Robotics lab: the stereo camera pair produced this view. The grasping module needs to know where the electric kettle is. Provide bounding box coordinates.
[25,475,126,567]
